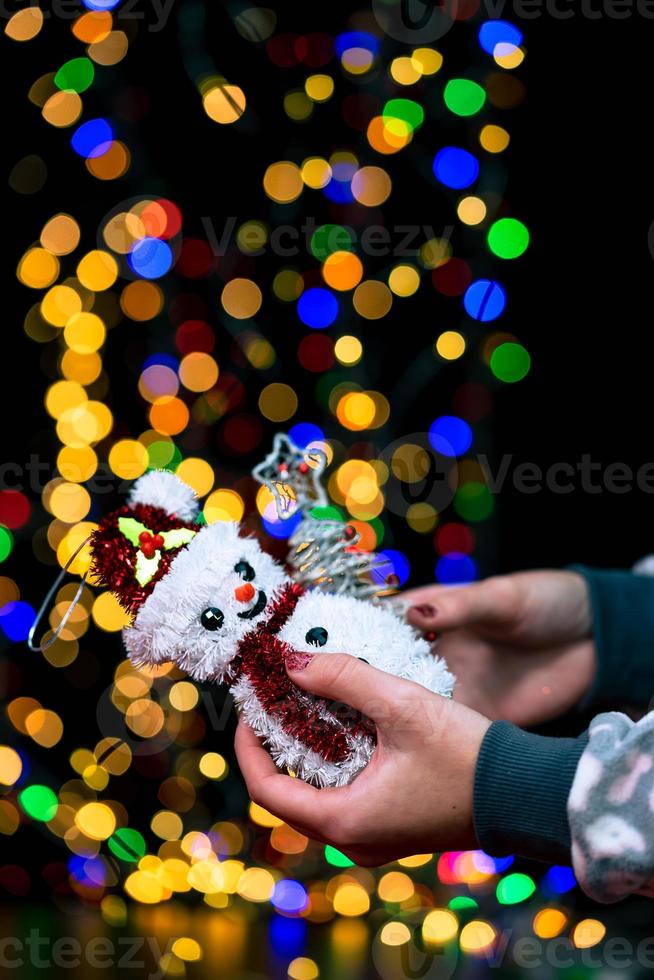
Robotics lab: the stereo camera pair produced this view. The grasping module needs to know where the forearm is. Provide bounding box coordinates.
[572,565,654,709]
[473,721,588,863]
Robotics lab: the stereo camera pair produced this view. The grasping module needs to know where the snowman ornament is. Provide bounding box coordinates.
[89,440,454,787]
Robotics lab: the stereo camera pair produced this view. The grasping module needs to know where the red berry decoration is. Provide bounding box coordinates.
[139,531,152,544]
[298,462,309,474]
[141,542,156,559]
[151,534,164,550]
[343,525,357,541]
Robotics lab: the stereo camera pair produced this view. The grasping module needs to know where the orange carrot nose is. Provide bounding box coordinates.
[234,583,256,603]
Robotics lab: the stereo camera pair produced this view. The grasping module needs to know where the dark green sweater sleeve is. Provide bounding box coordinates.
[473,722,588,862]
[572,566,654,709]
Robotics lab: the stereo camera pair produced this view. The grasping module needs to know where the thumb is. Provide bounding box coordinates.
[285,652,406,732]
[407,578,516,632]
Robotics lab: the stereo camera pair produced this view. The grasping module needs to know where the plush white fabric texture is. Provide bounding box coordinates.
[128,470,200,521]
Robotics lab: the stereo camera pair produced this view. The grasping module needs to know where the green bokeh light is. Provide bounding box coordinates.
[487,218,530,259]
[325,845,355,868]
[109,828,147,862]
[496,872,536,905]
[382,98,425,131]
[490,342,531,383]
[454,482,494,522]
[0,526,14,563]
[443,79,486,117]
[54,57,95,94]
[19,785,58,822]
[310,224,354,261]
[448,896,478,911]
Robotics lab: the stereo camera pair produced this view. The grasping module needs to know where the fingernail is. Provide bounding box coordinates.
[412,603,437,618]
[286,652,314,671]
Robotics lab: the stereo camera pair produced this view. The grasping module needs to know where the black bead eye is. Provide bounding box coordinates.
[234,560,255,582]
[201,607,224,631]
[305,627,328,647]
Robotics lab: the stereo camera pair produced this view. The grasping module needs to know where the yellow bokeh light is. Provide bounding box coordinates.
[420,238,452,269]
[92,592,132,632]
[380,922,412,946]
[179,352,219,392]
[221,278,262,319]
[108,440,149,480]
[61,350,102,386]
[121,280,163,321]
[237,867,275,902]
[572,919,606,949]
[249,802,283,828]
[149,397,189,437]
[77,250,118,291]
[49,482,91,522]
[42,286,83,327]
[172,938,202,962]
[305,74,334,101]
[533,908,567,939]
[258,383,298,422]
[495,44,525,69]
[378,872,414,903]
[480,124,510,153]
[56,522,96,575]
[75,802,116,840]
[57,445,98,483]
[17,248,60,289]
[334,335,363,366]
[367,116,412,155]
[353,280,392,319]
[199,752,228,780]
[301,157,332,189]
[42,90,82,128]
[423,909,459,944]
[436,331,466,361]
[41,214,81,255]
[63,312,106,354]
[203,84,246,123]
[406,502,438,533]
[457,196,487,226]
[388,264,420,297]
[323,252,363,291]
[411,47,443,75]
[25,709,64,748]
[333,883,370,917]
[176,458,214,498]
[263,161,303,203]
[125,869,168,904]
[390,56,421,85]
[169,681,199,711]
[351,165,392,207]
[0,746,23,785]
[337,392,375,431]
[151,810,183,840]
[5,6,44,40]
[204,489,244,524]
[459,920,497,955]
[288,957,319,980]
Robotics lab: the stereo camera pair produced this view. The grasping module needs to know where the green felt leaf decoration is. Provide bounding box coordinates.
[118,517,150,546]
[135,550,161,587]
[160,528,197,550]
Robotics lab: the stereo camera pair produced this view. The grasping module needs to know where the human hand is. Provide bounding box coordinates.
[405,571,596,727]
[235,653,490,866]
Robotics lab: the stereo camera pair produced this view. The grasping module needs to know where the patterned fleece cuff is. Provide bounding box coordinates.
[473,721,588,863]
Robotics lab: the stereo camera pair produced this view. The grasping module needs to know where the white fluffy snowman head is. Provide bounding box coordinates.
[91,470,290,682]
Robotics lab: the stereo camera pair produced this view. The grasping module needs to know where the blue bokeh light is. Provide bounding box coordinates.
[436,553,478,584]
[373,549,410,587]
[263,510,303,540]
[297,288,339,329]
[429,415,472,457]
[542,865,576,894]
[271,879,309,915]
[143,353,179,372]
[268,915,307,958]
[0,601,36,642]
[433,147,479,189]
[335,31,380,56]
[288,422,324,448]
[463,279,506,322]
[479,20,523,54]
[82,0,122,9]
[71,118,113,159]
[128,238,173,280]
